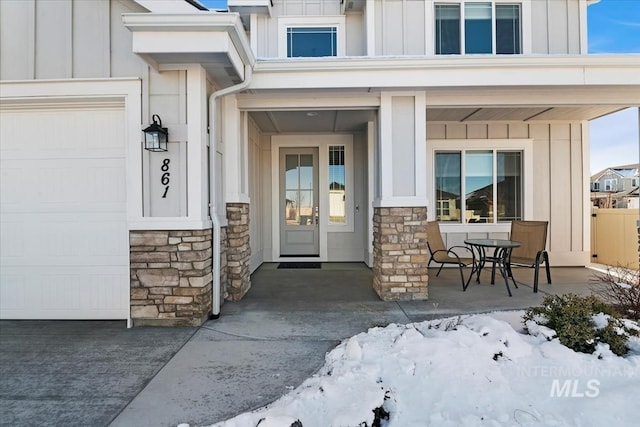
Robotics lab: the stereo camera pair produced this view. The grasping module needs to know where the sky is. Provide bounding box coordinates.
[200,0,640,175]
[206,311,640,426]
[587,0,640,174]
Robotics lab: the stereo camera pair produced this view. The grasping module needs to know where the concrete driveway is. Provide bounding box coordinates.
[0,263,598,426]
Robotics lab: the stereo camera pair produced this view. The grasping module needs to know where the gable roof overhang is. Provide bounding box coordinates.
[122,13,255,89]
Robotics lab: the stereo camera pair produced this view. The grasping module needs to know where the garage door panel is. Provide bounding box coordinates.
[1,159,125,213]
[1,104,129,320]
[1,109,125,159]
[0,266,128,319]
[1,213,127,266]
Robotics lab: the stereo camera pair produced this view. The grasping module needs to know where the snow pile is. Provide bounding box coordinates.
[208,312,640,427]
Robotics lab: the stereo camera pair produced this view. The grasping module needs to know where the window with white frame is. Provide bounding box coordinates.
[604,178,617,192]
[278,17,346,58]
[430,140,532,225]
[435,1,522,55]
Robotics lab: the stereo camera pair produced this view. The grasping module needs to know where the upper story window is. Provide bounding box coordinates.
[604,179,617,192]
[278,16,346,58]
[287,27,337,57]
[435,2,521,55]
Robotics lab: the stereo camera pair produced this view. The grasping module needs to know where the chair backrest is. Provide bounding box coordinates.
[510,220,548,262]
[427,221,447,253]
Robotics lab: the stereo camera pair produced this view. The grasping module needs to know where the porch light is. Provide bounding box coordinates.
[143,114,168,152]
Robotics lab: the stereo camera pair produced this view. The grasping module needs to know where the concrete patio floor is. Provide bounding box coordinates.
[1,263,602,427]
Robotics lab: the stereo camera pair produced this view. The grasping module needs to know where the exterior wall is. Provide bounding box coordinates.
[129,229,212,326]
[531,0,583,54]
[0,0,148,80]
[370,0,584,56]
[373,207,429,300]
[427,121,589,266]
[248,117,264,272]
[252,0,365,58]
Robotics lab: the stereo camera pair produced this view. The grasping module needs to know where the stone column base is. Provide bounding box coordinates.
[373,207,429,300]
[130,229,213,327]
[226,203,251,301]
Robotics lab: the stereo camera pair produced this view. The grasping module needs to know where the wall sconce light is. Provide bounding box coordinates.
[143,114,168,152]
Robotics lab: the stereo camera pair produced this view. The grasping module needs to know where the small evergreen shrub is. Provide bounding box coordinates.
[523,294,638,356]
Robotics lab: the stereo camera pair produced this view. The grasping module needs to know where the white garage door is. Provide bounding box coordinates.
[0,102,129,319]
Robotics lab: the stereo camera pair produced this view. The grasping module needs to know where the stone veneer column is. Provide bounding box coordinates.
[130,229,212,326]
[226,203,251,301]
[373,207,429,300]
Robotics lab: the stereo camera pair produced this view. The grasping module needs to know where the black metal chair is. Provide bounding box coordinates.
[427,221,475,291]
[506,220,552,292]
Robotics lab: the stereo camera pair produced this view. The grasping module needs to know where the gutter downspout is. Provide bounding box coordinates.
[209,64,253,319]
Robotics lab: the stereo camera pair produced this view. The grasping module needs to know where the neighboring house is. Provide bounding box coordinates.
[1,0,639,326]
[590,164,640,208]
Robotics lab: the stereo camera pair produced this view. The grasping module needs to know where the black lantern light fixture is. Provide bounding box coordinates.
[143,114,168,152]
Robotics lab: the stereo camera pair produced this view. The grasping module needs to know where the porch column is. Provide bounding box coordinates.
[223,98,251,300]
[373,92,429,300]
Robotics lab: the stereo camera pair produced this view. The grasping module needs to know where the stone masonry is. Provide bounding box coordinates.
[226,203,251,301]
[130,229,213,326]
[373,207,429,300]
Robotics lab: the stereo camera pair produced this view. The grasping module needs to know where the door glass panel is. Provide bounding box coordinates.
[283,153,315,227]
[299,190,314,225]
[285,155,299,189]
[285,190,299,225]
[465,150,493,223]
[299,154,313,190]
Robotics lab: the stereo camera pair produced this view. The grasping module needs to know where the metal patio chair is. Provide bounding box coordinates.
[506,220,552,292]
[427,221,475,291]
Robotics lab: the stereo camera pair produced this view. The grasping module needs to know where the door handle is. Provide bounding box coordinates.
[314,206,319,226]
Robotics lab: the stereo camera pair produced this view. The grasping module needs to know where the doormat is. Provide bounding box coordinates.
[277,262,321,269]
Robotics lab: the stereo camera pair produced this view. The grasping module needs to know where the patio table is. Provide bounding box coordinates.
[464,239,521,297]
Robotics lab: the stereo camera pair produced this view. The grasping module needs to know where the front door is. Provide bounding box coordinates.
[280,148,319,256]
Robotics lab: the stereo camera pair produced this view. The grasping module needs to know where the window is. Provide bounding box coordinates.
[592,182,600,191]
[604,179,617,192]
[287,27,337,57]
[328,145,346,224]
[434,149,523,223]
[435,2,521,55]
[278,17,345,58]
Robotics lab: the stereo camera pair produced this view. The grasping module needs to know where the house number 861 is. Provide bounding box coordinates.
[161,158,170,198]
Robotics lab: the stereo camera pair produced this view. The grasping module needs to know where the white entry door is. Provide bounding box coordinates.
[280,148,319,256]
[0,103,129,320]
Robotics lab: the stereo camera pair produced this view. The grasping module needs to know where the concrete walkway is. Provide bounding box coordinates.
[1,263,599,427]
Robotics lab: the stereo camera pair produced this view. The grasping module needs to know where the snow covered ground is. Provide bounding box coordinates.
[199,311,640,427]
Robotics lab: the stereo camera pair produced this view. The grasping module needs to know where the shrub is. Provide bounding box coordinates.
[523,294,638,356]
[590,265,640,321]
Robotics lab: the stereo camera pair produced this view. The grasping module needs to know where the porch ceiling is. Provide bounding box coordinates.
[249,105,628,133]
